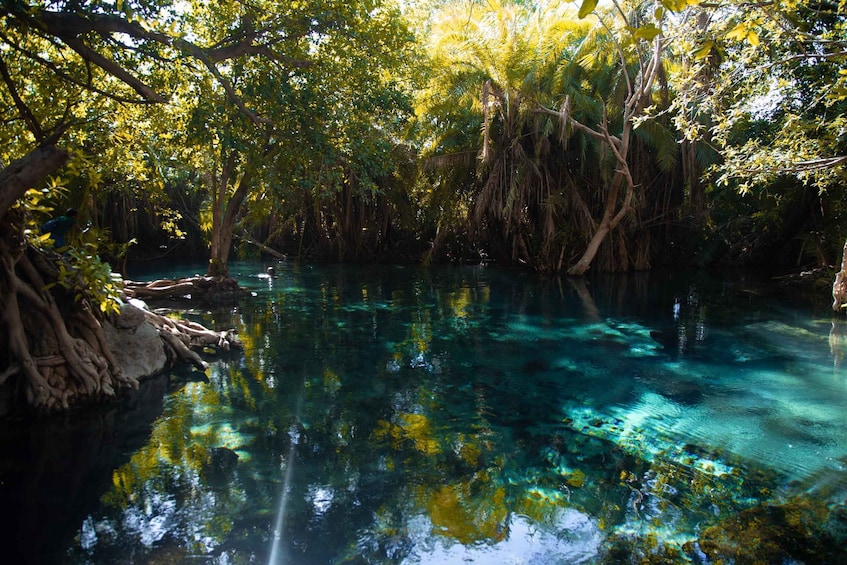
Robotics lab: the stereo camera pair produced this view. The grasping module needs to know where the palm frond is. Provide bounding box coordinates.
[634,119,679,173]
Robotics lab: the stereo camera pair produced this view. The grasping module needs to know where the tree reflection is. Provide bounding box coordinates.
[67,264,847,563]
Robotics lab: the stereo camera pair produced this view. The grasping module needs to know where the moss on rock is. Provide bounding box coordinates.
[698,497,847,563]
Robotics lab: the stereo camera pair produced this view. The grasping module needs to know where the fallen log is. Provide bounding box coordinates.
[123,275,246,303]
[238,231,287,260]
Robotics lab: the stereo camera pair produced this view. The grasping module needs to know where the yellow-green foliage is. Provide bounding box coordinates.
[53,244,125,315]
[19,186,128,316]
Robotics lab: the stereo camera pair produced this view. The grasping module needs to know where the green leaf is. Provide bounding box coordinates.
[578,0,598,19]
[726,23,749,42]
[633,24,662,41]
[693,41,715,60]
[662,0,699,11]
[830,87,847,100]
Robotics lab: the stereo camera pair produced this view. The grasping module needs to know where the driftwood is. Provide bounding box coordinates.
[238,231,288,260]
[124,275,246,303]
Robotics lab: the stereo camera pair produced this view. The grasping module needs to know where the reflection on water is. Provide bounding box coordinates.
[2,263,846,563]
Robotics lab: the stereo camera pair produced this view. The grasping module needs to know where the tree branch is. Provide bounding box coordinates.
[734,156,847,175]
[0,144,69,221]
[5,7,309,124]
[58,34,169,103]
[0,54,44,141]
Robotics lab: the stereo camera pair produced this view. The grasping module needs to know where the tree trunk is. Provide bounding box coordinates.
[207,154,238,277]
[0,145,69,220]
[567,170,632,276]
[559,36,661,275]
[208,166,253,277]
[568,224,612,276]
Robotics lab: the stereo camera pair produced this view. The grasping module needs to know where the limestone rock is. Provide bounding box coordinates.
[103,301,168,381]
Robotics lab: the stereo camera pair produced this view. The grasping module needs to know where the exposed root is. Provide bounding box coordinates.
[0,235,241,413]
[124,275,246,303]
[140,308,243,371]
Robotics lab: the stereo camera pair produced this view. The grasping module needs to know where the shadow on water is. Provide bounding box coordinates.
[0,374,169,564]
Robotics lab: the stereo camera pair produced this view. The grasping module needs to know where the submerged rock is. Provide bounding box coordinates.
[602,530,690,564]
[203,447,240,487]
[697,497,847,563]
[660,379,703,406]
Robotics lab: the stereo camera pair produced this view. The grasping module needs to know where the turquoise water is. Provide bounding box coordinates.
[2,262,846,563]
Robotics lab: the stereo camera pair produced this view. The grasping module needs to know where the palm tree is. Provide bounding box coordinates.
[535,0,668,274]
[418,0,679,273]
[421,1,583,269]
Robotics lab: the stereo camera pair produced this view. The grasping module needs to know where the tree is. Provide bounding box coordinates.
[171,0,418,274]
[540,0,669,275]
[0,0,335,410]
[415,0,682,273]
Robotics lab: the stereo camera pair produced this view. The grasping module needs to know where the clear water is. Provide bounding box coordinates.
[2,262,846,563]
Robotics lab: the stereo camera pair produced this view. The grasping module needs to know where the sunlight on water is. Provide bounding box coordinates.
[6,262,843,563]
[267,432,297,565]
[269,390,304,565]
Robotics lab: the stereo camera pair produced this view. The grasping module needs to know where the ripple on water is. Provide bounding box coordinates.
[401,510,603,565]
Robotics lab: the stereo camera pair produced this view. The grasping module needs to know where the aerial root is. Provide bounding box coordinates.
[1,246,140,412]
[2,243,242,412]
[140,307,243,371]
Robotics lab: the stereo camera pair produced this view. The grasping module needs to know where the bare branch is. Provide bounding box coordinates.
[0,31,161,104]
[59,33,169,102]
[534,105,621,147]
[176,40,272,126]
[734,156,847,176]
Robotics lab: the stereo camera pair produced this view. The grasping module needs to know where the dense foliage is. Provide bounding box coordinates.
[4,0,846,275]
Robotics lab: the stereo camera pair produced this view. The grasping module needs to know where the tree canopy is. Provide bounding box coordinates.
[4,0,846,272]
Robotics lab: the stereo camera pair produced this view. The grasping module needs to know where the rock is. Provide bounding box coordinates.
[103,301,167,381]
[113,298,147,329]
[698,497,847,563]
[203,447,239,487]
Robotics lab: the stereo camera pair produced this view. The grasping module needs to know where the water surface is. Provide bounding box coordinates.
[2,263,846,563]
